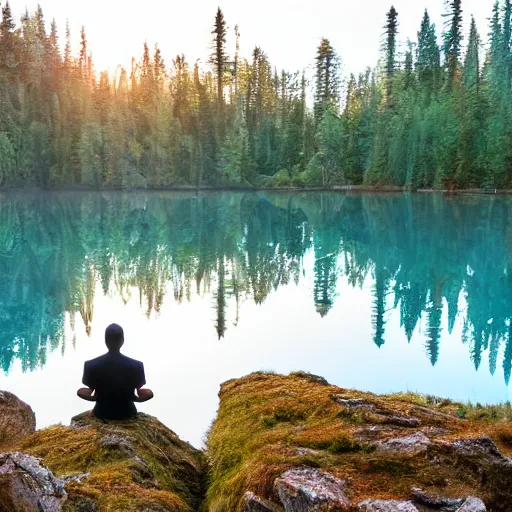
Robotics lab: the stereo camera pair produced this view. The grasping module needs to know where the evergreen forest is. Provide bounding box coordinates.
[2,1,512,189]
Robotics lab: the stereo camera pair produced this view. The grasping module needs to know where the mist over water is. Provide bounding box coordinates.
[0,191,510,446]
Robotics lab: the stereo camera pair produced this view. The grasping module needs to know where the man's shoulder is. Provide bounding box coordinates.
[119,354,144,368]
[85,354,109,367]
[85,353,143,369]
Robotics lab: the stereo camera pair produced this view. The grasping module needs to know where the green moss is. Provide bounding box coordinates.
[365,459,415,476]
[327,437,363,454]
[205,372,512,511]
[15,412,206,512]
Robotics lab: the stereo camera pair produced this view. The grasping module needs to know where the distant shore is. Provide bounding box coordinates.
[0,184,510,195]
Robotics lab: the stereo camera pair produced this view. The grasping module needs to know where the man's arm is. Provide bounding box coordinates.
[77,388,97,402]
[133,388,154,403]
[133,362,153,402]
[78,362,97,402]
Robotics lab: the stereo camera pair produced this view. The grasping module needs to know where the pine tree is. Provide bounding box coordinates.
[154,44,166,90]
[463,17,480,90]
[384,6,399,105]
[505,0,511,56]
[443,0,463,90]
[314,38,339,122]
[404,40,414,90]
[49,19,61,73]
[79,26,88,79]
[234,24,240,95]
[34,4,46,40]
[417,10,441,100]
[210,7,227,105]
[64,20,71,68]
[0,0,15,69]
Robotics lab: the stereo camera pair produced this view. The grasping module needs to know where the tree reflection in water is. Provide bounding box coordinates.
[0,192,510,384]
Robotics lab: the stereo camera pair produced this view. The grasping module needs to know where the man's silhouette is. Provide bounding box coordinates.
[77,324,154,420]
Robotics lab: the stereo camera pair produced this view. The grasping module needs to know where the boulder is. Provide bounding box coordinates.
[274,467,350,511]
[375,433,431,457]
[411,487,464,508]
[243,491,284,512]
[449,438,511,464]
[456,497,487,512]
[0,452,66,511]
[0,391,36,448]
[357,500,419,511]
[410,488,486,511]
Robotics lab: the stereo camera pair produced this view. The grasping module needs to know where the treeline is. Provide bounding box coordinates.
[1,1,512,189]
[1,192,512,384]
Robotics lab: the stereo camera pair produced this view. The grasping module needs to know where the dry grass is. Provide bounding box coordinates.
[205,372,512,512]
[13,412,206,512]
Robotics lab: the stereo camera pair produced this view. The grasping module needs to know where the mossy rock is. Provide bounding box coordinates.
[14,412,206,512]
[205,372,512,511]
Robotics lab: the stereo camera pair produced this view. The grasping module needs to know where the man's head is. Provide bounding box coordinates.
[105,323,124,352]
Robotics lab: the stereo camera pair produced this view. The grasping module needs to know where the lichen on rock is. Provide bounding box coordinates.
[0,451,67,511]
[357,500,419,511]
[274,467,350,511]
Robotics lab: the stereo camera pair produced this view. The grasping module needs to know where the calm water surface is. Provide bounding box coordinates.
[0,191,510,447]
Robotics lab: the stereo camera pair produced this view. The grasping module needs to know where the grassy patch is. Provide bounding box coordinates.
[13,413,206,512]
[205,373,512,511]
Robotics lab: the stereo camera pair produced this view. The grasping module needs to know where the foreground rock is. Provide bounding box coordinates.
[275,467,350,511]
[206,372,512,511]
[0,452,66,511]
[14,411,206,511]
[243,491,284,512]
[0,391,36,448]
[357,500,419,511]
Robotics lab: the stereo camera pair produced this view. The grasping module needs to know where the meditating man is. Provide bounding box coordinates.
[77,323,154,420]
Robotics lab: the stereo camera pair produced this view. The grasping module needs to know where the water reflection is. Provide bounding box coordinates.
[0,192,511,385]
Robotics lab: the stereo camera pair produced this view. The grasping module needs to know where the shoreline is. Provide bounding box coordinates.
[0,184,509,195]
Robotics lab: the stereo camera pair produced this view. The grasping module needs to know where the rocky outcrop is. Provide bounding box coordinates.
[205,372,512,512]
[0,452,66,511]
[3,373,512,512]
[0,391,36,448]
[15,411,206,511]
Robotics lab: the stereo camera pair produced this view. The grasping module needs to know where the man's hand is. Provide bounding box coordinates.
[134,388,154,403]
[77,388,97,402]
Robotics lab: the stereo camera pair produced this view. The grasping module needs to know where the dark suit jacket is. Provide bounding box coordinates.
[83,352,146,420]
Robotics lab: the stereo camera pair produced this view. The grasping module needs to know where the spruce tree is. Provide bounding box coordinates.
[64,20,71,68]
[210,8,227,105]
[79,26,88,79]
[384,6,398,105]
[314,38,339,122]
[505,0,511,55]
[0,0,15,68]
[49,19,61,73]
[463,17,480,90]
[417,10,440,99]
[443,0,463,90]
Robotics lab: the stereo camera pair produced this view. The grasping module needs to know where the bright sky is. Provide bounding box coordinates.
[14,0,496,77]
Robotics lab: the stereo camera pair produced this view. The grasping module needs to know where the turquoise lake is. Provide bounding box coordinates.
[0,191,510,447]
